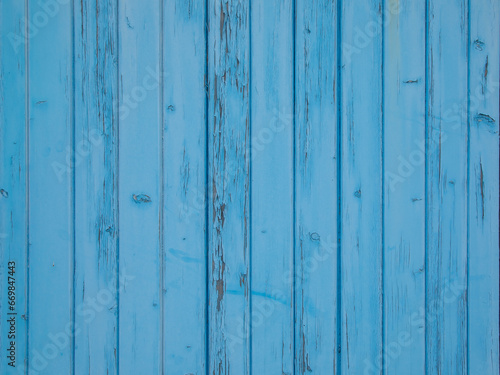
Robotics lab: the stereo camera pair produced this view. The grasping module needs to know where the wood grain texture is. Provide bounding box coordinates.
[0,1,28,374]
[468,1,499,373]
[162,0,208,373]
[207,1,251,374]
[73,0,119,374]
[295,0,339,373]
[250,1,294,373]
[426,0,469,374]
[27,0,74,373]
[383,0,426,374]
[117,0,162,373]
[340,0,383,373]
[0,1,498,374]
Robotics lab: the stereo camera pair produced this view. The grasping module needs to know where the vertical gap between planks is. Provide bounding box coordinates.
[292,0,297,373]
[380,0,385,372]
[248,0,253,373]
[115,0,121,372]
[159,0,165,372]
[424,0,429,372]
[71,0,76,373]
[336,0,342,371]
[463,1,471,370]
[466,0,471,371]
[466,0,472,372]
[204,0,210,372]
[25,0,31,370]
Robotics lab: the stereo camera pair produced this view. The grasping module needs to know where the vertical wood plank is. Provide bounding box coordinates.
[250,0,294,373]
[340,0,383,373]
[27,0,74,373]
[468,1,500,373]
[382,1,426,374]
[117,0,162,373]
[207,0,250,373]
[73,0,119,374]
[295,0,339,373]
[0,0,28,373]
[426,0,468,373]
[162,0,207,373]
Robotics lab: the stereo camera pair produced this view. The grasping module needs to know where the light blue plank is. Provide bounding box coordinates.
[295,1,339,373]
[0,0,28,373]
[382,1,426,374]
[426,0,468,373]
[117,0,162,373]
[27,0,74,373]
[250,0,294,373]
[207,1,250,373]
[340,0,383,373]
[162,0,207,373]
[73,0,118,374]
[468,1,500,373]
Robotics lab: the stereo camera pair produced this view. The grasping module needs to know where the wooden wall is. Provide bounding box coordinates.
[0,0,498,374]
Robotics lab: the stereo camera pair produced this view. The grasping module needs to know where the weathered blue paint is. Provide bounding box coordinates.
[118,0,163,373]
[163,1,208,373]
[468,1,499,374]
[295,1,339,373]
[27,1,74,374]
[383,1,426,374]
[74,1,119,374]
[341,0,383,373]
[0,1,28,374]
[0,0,498,374]
[251,1,294,373]
[426,1,469,374]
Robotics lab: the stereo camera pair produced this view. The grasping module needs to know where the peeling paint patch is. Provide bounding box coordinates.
[309,232,320,241]
[474,113,496,132]
[132,194,152,203]
[473,39,485,51]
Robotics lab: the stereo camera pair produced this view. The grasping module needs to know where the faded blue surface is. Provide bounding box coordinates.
[0,0,498,374]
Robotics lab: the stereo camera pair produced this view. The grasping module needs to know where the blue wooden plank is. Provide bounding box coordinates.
[27,0,74,373]
[73,0,119,374]
[294,1,339,373]
[117,0,162,373]
[382,1,426,374]
[250,1,294,373]
[162,0,207,373]
[426,0,469,373]
[468,1,500,373]
[340,0,384,373]
[0,0,28,373]
[207,1,251,373]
